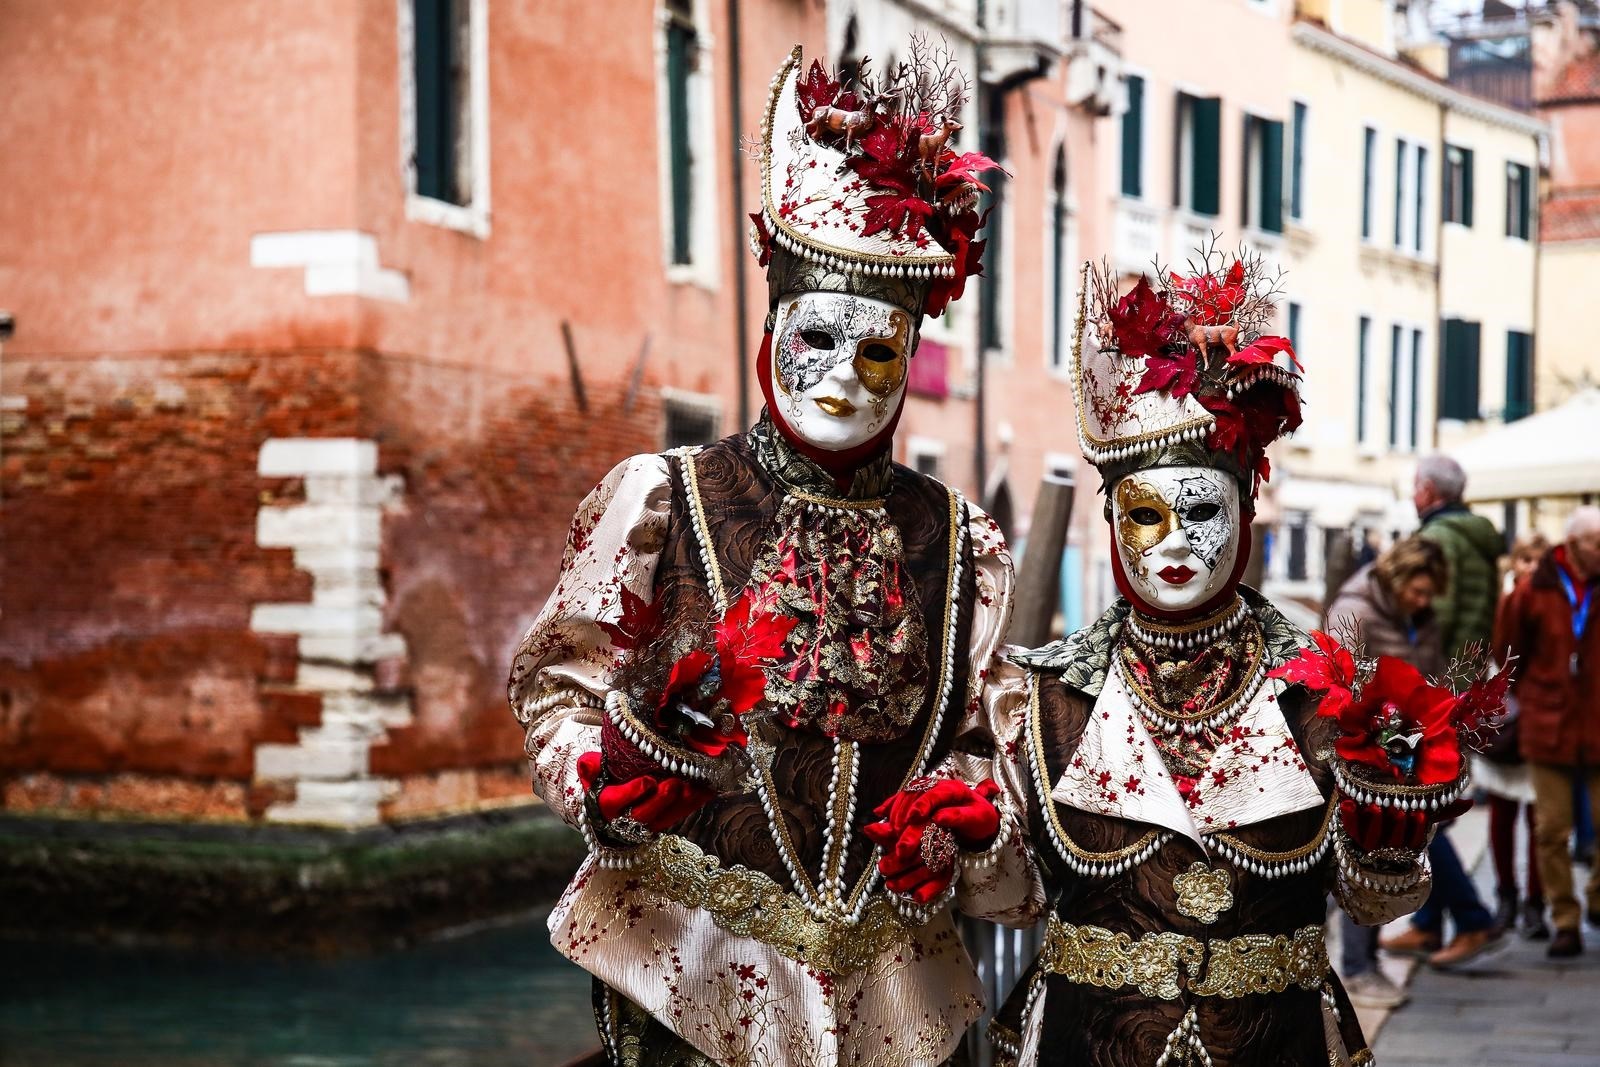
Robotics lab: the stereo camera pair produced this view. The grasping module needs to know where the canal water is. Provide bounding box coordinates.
[0,913,597,1066]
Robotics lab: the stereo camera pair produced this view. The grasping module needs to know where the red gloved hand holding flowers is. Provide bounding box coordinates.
[863,778,1003,905]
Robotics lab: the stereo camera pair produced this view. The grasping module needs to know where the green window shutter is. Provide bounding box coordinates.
[1261,118,1284,233]
[1462,148,1475,228]
[1290,102,1306,220]
[1192,96,1221,216]
[1394,137,1406,247]
[666,17,694,265]
[1410,329,1423,449]
[1121,75,1144,197]
[1361,128,1376,238]
[1442,319,1483,420]
[413,0,454,203]
[1506,331,1533,420]
[1414,145,1427,251]
[1357,315,1371,443]
[1389,324,1402,447]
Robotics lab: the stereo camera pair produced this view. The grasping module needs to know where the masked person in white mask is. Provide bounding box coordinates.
[508,42,1044,1067]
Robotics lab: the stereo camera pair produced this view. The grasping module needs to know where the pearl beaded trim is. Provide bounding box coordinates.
[1124,597,1249,654]
[1331,817,1432,894]
[1331,758,1468,813]
[604,689,718,782]
[1155,1007,1214,1067]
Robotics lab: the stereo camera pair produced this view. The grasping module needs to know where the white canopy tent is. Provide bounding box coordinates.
[1452,389,1600,503]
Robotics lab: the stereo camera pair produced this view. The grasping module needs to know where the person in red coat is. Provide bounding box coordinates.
[1496,505,1600,958]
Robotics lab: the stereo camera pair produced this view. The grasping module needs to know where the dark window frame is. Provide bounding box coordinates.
[1121,74,1144,198]
[1289,101,1307,221]
[1361,127,1377,239]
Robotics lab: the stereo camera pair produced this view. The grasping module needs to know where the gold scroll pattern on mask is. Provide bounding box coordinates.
[1041,917,1329,1001]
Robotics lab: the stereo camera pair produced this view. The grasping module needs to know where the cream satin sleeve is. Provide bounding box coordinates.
[936,504,1047,929]
[506,453,672,829]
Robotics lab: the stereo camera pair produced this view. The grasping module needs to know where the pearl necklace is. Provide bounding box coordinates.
[1124,596,1248,654]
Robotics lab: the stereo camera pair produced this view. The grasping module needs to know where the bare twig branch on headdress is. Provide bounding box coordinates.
[901,33,971,122]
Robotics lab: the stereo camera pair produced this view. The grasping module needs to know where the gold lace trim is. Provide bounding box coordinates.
[1041,917,1328,1000]
[627,833,916,977]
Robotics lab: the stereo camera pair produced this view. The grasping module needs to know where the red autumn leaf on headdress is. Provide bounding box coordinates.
[933,150,1003,200]
[1108,276,1184,359]
[861,190,935,239]
[1228,335,1302,371]
[713,589,798,715]
[797,60,842,116]
[1133,350,1201,398]
[1169,261,1246,326]
[1335,657,1463,785]
[924,209,987,318]
[1198,394,1250,462]
[749,210,773,268]
[598,587,662,652]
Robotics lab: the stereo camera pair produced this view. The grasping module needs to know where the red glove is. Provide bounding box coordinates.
[577,750,715,837]
[863,778,1003,906]
[1338,796,1473,852]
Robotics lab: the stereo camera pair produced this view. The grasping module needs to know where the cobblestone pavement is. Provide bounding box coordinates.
[1373,823,1600,1067]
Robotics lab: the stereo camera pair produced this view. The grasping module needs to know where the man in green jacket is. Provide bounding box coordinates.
[1380,454,1509,969]
[1413,454,1505,663]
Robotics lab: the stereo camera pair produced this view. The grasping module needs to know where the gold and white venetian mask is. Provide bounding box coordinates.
[1111,466,1241,613]
[771,291,914,451]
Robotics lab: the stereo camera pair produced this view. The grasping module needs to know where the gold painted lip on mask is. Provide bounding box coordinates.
[813,396,857,417]
[1115,478,1178,562]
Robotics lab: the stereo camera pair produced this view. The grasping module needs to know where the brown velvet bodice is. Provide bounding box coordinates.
[653,432,978,895]
[994,674,1369,1067]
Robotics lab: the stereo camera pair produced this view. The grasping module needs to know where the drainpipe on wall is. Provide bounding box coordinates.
[727,0,751,430]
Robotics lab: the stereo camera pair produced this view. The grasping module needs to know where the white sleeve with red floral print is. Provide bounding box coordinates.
[936,503,1048,929]
[507,454,672,829]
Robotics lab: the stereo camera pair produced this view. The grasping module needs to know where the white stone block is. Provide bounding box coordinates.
[264,779,396,828]
[297,631,408,665]
[250,230,374,269]
[258,438,377,477]
[257,505,381,549]
[323,691,414,731]
[250,602,384,636]
[303,474,401,507]
[311,584,385,611]
[254,734,369,782]
[296,661,375,694]
[292,546,382,573]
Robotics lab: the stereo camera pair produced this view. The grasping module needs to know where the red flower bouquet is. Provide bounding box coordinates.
[1270,630,1509,812]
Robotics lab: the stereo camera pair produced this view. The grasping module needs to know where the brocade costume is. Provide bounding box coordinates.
[509,43,1043,1067]
[511,421,1041,1066]
[968,253,1449,1067]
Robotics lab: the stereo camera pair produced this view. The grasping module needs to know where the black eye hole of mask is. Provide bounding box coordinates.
[1182,503,1222,523]
[859,342,899,363]
[1129,507,1165,526]
[799,329,836,351]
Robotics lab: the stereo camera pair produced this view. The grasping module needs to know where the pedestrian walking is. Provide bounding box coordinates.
[1379,456,1507,969]
[1495,505,1600,958]
[1325,537,1449,1008]
[1476,531,1549,939]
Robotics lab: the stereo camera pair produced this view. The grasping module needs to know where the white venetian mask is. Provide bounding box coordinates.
[1111,466,1241,614]
[770,291,915,451]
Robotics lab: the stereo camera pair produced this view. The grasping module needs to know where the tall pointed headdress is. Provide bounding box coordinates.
[1071,246,1304,504]
[749,40,998,320]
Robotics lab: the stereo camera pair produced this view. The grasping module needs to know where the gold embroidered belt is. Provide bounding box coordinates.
[1042,916,1328,1001]
[625,834,918,978]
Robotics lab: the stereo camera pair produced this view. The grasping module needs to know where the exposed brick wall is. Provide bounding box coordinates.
[365,356,663,792]
[0,349,664,821]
